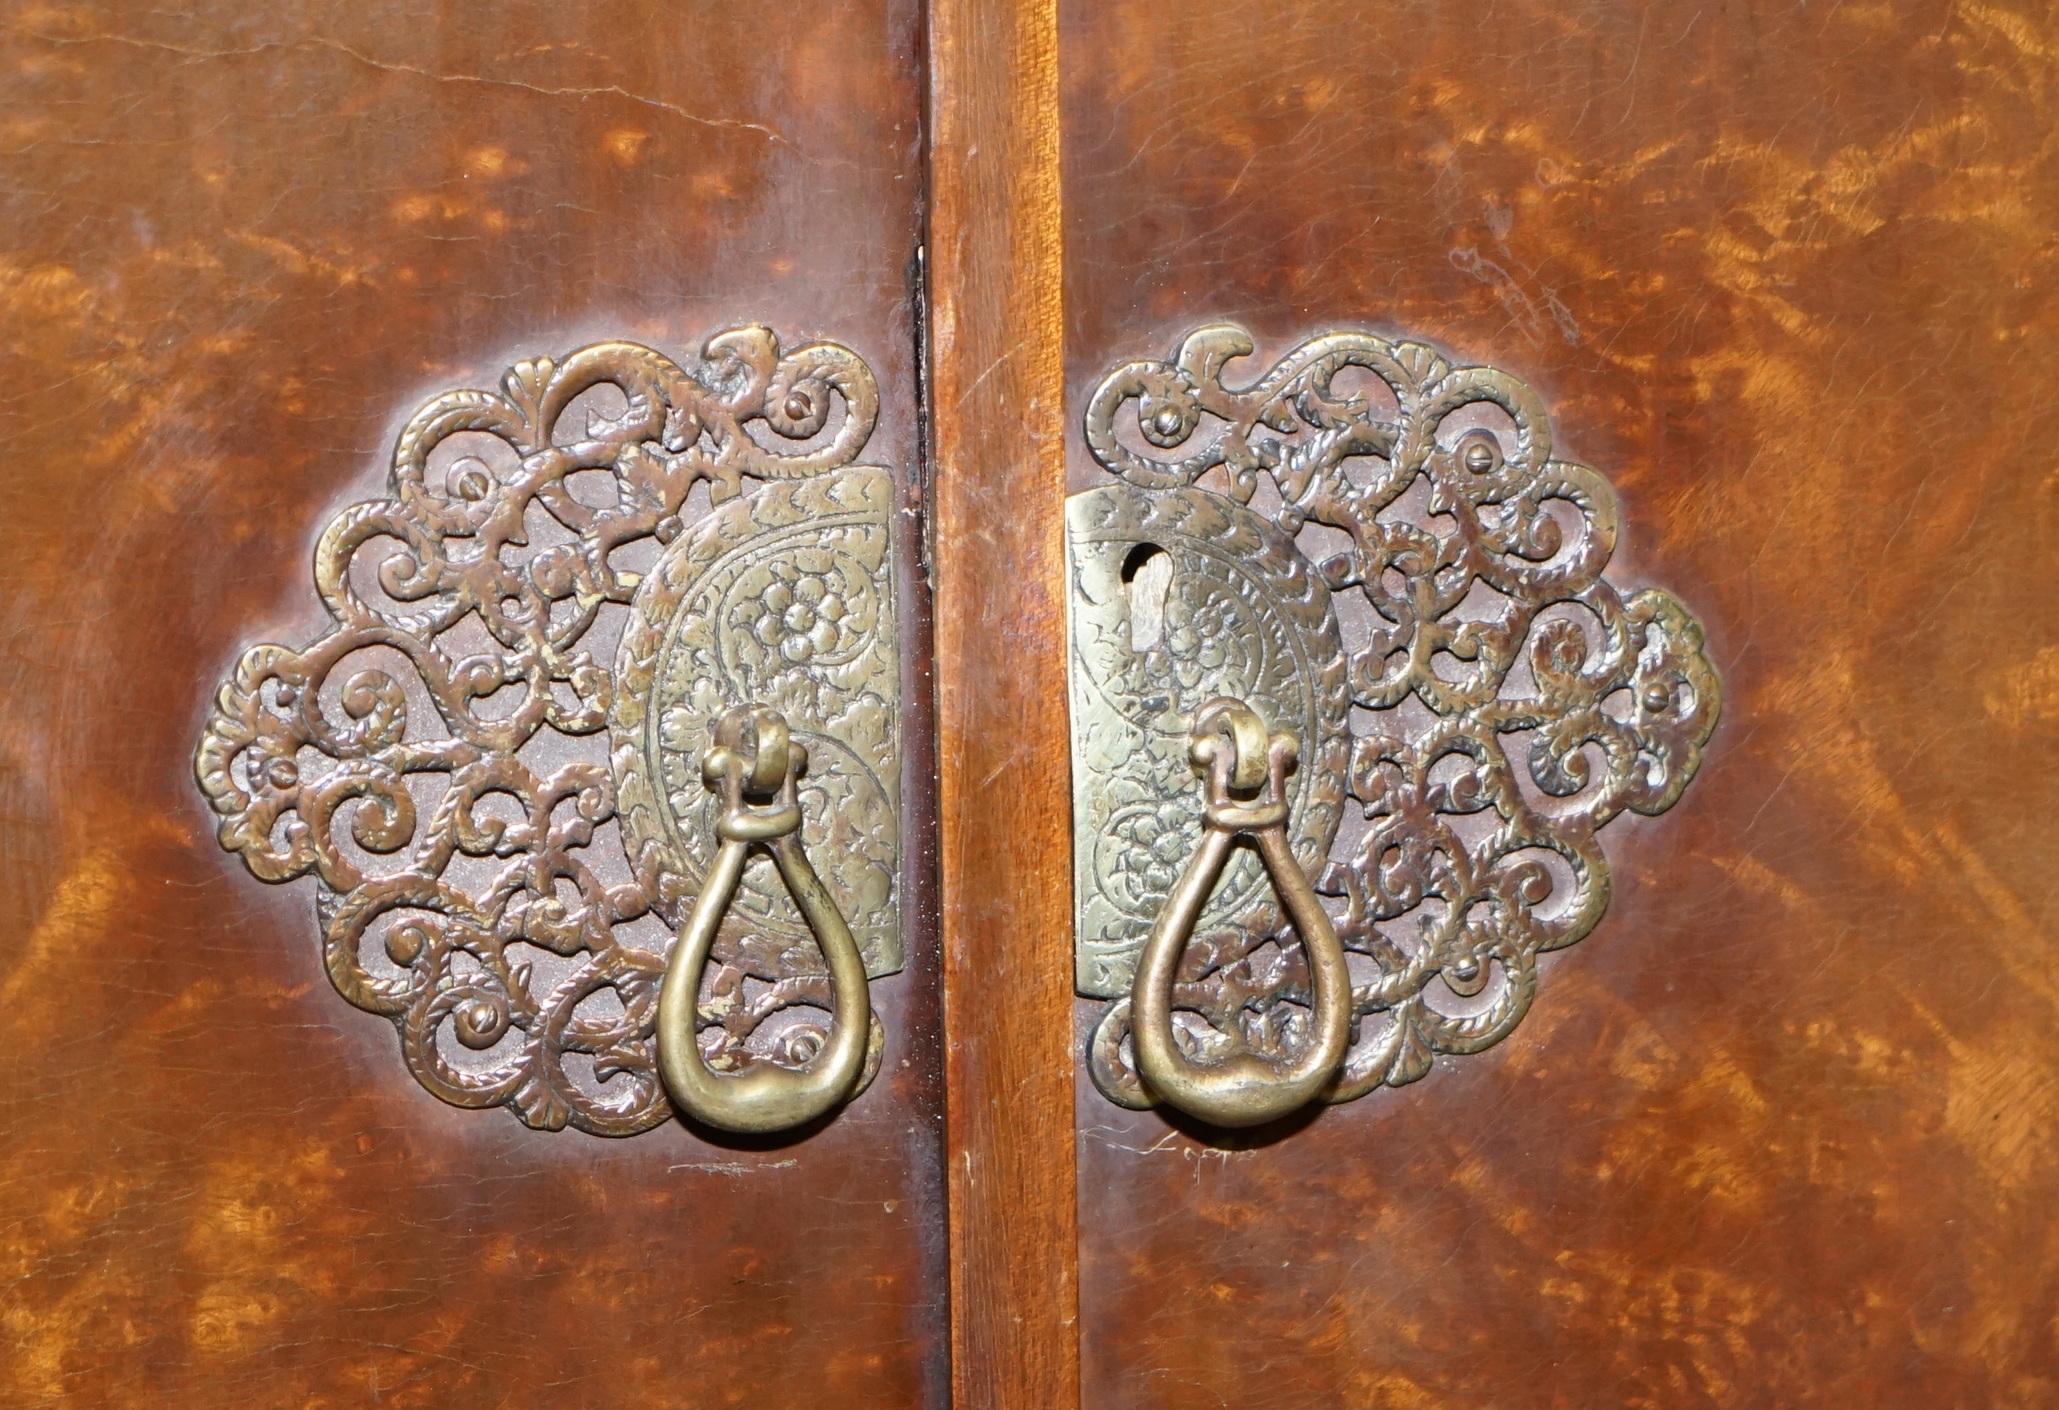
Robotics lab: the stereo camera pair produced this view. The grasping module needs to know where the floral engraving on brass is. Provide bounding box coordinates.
[1067,485,1348,997]
[613,469,899,976]
[194,327,897,1135]
[1076,324,1721,1111]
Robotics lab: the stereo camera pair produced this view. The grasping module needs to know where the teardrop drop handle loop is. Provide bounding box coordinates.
[1129,696,1353,1128]
[656,704,873,1134]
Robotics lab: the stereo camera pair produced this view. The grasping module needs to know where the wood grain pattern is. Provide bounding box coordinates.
[1059,1,2059,1405]
[0,3,945,1405]
[926,0,1081,1404]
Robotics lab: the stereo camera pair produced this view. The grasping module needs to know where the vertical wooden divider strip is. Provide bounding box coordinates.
[925,0,1080,1406]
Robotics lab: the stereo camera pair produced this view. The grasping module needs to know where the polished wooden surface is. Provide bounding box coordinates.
[1060,1,2058,1405]
[0,4,945,1405]
[5,2,2056,1404]
[927,0,1082,1404]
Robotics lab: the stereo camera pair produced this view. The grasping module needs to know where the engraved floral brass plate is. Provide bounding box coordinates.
[613,469,899,974]
[1072,324,1721,1113]
[1066,484,1347,997]
[195,326,900,1136]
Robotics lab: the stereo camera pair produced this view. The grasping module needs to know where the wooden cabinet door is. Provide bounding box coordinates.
[0,5,947,1406]
[1027,2,2058,1407]
[5,2,2054,1407]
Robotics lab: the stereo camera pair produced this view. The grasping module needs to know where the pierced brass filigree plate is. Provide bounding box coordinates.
[195,326,900,1136]
[1072,324,1721,1112]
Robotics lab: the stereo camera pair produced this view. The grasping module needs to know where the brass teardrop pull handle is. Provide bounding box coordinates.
[1129,697,1353,1128]
[656,705,873,1134]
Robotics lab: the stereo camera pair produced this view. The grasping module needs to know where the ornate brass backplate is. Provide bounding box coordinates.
[1066,484,1348,997]
[195,326,899,1135]
[1071,324,1721,1113]
[613,469,899,975]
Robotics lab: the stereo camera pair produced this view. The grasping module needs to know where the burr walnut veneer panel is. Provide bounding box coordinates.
[1060,2,2059,1406]
[0,4,944,1405]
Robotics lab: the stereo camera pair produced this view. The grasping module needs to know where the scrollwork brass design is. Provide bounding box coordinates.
[1076,324,1721,1114]
[1129,699,1352,1128]
[657,706,876,1133]
[194,326,898,1135]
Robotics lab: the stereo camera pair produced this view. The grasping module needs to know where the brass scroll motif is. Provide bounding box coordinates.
[194,327,898,1135]
[656,706,876,1133]
[1074,324,1721,1116]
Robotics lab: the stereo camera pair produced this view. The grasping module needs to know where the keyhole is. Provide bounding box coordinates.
[1121,542,1172,652]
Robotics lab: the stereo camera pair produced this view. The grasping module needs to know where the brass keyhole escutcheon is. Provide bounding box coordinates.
[1071,325,1720,1120]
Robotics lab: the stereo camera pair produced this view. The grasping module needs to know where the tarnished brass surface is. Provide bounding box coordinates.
[1127,699,1352,1128]
[1076,325,1720,1114]
[194,327,898,1136]
[1065,484,1349,998]
[612,467,901,974]
[656,706,877,1133]
[1048,5,2053,1399]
